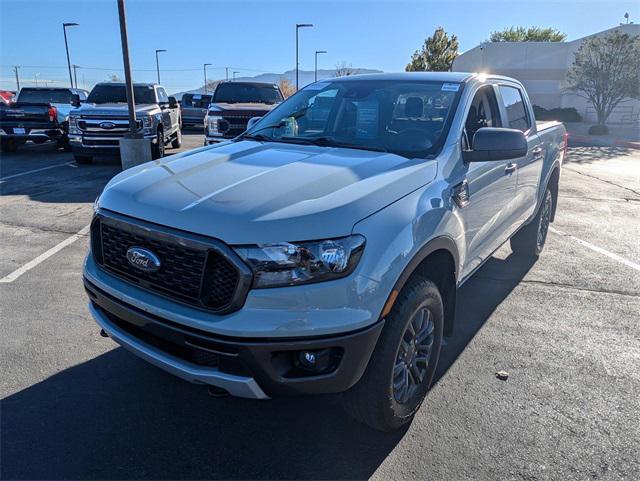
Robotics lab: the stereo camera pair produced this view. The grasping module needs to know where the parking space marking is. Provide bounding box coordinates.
[0,161,76,183]
[550,227,640,273]
[0,224,90,284]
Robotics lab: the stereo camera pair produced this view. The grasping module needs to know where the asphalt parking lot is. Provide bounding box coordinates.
[1,137,639,480]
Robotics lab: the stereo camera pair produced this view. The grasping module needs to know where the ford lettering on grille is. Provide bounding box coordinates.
[126,247,161,273]
[99,121,117,129]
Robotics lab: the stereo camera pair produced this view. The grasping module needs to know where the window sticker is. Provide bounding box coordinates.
[354,100,379,139]
[441,83,460,92]
[304,82,330,91]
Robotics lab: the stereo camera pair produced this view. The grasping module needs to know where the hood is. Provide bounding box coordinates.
[73,103,157,117]
[99,141,438,244]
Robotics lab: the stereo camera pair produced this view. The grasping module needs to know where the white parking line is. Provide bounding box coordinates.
[550,227,640,272]
[0,161,76,183]
[0,224,90,284]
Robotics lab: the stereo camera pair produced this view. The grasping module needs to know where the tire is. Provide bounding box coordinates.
[171,128,182,149]
[342,277,444,431]
[1,138,18,153]
[510,186,553,258]
[57,136,71,152]
[152,129,165,159]
[74,154,93,164]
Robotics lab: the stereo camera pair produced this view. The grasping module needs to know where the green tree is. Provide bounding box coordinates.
[489,26,566,42]
[406,27,459,72]
[566,31,640,126]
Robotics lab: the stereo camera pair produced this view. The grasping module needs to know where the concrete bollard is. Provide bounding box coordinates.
[119,137,152,170]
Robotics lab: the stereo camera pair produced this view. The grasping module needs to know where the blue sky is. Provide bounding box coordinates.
[1,0,638,93]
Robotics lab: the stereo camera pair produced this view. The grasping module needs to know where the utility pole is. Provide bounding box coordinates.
[13,66,20,90]
[63,22,79,87]
[72,65,79,89]
[117,0,150,169]
[155,49,166,84]
[295,23,313,91]
[203,63,211,93]
[314,50,327,82]
[225,67,229,81]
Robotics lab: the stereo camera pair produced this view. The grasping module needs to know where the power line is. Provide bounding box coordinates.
[0,64,270,73]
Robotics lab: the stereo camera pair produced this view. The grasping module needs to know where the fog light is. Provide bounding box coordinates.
[297,348,334,373]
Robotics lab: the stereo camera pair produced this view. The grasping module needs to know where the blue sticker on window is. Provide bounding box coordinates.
[441,83,460,92]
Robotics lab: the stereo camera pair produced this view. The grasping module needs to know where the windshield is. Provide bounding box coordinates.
[244,79,461,158]
[213,83,282,104]
[182,94,212,108]
[18,89,73,104]
[87,85,157,104]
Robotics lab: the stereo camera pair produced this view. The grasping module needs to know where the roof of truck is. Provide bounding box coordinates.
[331,72,476,82]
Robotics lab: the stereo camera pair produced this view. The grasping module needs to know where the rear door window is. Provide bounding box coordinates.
[499,85,530,132]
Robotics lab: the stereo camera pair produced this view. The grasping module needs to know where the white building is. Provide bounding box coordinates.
[453,24,640,124]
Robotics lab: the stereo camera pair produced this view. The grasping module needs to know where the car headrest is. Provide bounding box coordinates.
[404,97,423,118]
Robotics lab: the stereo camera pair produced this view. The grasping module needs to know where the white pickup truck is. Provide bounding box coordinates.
[85,72,566,431]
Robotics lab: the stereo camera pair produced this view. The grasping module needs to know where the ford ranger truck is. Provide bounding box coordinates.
[68,82,181,164]
[204,81,282,144]
[0,87,88,152]
[84,73,566,431]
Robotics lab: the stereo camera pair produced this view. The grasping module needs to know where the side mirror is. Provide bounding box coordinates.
[463,127,527,162]
[71,94,81,108]
[168,96,178,109]
[247,116,263,130]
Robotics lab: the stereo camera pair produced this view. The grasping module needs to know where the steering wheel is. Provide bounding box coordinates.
[392,127,436,149]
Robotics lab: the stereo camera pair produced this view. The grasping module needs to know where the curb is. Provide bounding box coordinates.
[568,133,640,150]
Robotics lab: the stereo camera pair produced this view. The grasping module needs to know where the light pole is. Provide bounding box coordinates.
[232,71,239,80]
[203,63,211,93]
[155,49,167,84]
[72,64,79,89]
[63,22,79,88]
[295,23,313,91]
[314,50,327,82]
[13,66,20,90]
[225,67,229,81]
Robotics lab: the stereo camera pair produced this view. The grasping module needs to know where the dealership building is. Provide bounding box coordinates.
[452,24,640,125]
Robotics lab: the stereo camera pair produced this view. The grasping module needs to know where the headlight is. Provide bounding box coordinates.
[141,115,154,129]
[207,115,223,135]
[234,235,365,288]
[68,115,80,134]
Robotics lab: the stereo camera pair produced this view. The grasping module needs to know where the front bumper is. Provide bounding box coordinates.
[85,277,384,398]
[69,133,157,155]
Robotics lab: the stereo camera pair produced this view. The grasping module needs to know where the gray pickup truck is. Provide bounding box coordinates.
[84,72,566,431]
[68,82,181,164]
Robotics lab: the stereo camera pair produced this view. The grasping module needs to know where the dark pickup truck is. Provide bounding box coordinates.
[204,81,283,144]
[0,87,88,152]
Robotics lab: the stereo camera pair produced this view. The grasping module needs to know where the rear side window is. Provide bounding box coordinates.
[499,85,530,132]
[156,87,169,104]
[18,89,73,104]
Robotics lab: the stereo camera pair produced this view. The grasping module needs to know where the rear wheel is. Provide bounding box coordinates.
[510,187,553,258]
[342,277,444,431]
[171,128,182,149]
[152,129,165,159]
[74,154,93,164]
[1,138,18,153]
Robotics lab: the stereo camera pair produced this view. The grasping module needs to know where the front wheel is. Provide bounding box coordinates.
[342,277,444,431]
[152,129,165,159]
[171,128,182,149]
[510,187,553,258]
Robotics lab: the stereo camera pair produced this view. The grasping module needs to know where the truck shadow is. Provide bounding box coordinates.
[1,253,534,480]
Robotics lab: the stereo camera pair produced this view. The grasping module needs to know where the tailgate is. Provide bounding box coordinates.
[0,103,55,130]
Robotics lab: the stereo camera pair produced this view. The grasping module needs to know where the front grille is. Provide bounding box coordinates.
[220,115,251,137]
[91,212,251,312]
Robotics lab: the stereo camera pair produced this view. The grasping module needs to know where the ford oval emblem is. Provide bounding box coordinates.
[126,247,161,273]
[100,121,117,129]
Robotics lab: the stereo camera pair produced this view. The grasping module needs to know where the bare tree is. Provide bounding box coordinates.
[334,62,359,77]
[105,74,123,82]
[566,31,640,127]
[278,78,296,98]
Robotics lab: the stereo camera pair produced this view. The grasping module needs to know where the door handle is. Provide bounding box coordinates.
[531,147,543,156]
[505,163,517,175]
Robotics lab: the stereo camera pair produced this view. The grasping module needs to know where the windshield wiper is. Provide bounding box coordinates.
[280,136,389,153]
[238,132,272,142]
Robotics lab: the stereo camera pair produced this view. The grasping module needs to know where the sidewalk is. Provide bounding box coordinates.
[565,122,640,149]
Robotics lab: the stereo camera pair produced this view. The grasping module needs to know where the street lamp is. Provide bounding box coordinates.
[72,64,79,89]
[314,50,327,82]
[295,23,313,90]
[232,71,239,80]
[155,49,167,84]
[203,63,212,93]
[63,22,79,88]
